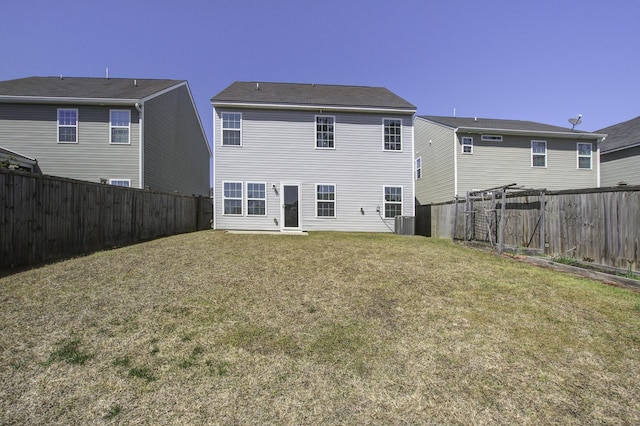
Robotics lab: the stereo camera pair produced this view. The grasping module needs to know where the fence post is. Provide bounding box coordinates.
[196,195,202,230]
[453,195,458,240]
[539,191,545,253]
[498,188,506,254]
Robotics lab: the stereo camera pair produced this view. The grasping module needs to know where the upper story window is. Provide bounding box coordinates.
[110,110,131,144]
[57,108,78,143]
[383,119,402,151]
[316,184,336,217]
[109,179,131,187]
[461,137,473,154]
[577,143,592,169]
[223,182,243,215]
[415,157,422,179]
[481,135,503,142]
[384,186,402,218]
[247,182,266,216]
[221,112,242,146]
[531,140,547,167]
[316,116,335,149]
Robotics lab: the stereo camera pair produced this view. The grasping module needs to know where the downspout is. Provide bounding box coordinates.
[410,115,416,216]
[453,129,459,198]
[135,102,144,189]
[211,106,217,230]
[596,136,604,188]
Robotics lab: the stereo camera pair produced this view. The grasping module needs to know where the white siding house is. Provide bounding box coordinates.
[415,116,607,205]
[211,82,416,232]
[0,77,211,196]
[598,116,640,187]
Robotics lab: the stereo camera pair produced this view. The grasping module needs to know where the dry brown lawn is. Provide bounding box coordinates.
[1,231,639,425]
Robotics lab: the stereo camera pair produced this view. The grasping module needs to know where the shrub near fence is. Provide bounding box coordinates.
[1,169,212,269]
[427,186,640,271]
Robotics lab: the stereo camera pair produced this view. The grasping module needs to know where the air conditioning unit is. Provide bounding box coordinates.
[394,216,415,235]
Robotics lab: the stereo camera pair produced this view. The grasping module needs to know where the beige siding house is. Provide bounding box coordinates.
[0,77,211,195]
[415,116,607,204]
[212,81,416,232]
[597,116,640,187]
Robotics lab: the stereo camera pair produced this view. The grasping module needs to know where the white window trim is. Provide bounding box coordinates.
[315,115,336,150]
[110,110,131,145]
[383,185,403,218]
[222,181,243,216]
[246,182,267,216]
[108,179,131,187]
[316,184,336,218]
[461,137,473,154]
[415,157,422,179]
[531,140,547,168]
[382,118,403,152]
[577,142,593,170]
[221,112,242,146]
[57,108,78,144]
[481,135,503,142]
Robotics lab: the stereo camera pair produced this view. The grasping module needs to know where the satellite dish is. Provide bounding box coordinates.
[568,114,582,130]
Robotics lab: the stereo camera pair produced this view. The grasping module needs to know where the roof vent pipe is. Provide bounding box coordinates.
[256,82,260,90]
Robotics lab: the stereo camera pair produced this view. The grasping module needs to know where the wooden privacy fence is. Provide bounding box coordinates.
[1,169,213,268]
[427,186,640,271]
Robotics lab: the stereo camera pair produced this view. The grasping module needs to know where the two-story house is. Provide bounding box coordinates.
[597,115,640,187]
[415,116,607,204]
[0,76,211,195]
[211,81,416,232]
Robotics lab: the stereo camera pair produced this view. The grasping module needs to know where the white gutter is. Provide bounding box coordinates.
[0,95,139,106]
[211,101,416,115]
[455,126,607,140]
[601,141,640,155]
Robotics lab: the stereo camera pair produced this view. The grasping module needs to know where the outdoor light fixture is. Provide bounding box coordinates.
[272,184,278,194]
[360,207,365,215]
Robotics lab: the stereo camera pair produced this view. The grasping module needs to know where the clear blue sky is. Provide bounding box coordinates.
[2,0,639,148]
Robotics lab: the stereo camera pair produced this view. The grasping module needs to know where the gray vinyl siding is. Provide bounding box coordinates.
[601,146,640,186]
[214,108,414,232]
[414,118,455,204]
[143,85,210,196]
[0,103,140,186]
[456,133,598,193]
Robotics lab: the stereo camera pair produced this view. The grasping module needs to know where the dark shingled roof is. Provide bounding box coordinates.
[211,81,416,111]
[597,116,640,153]
[0,77,184,100]
[419,116,585,133]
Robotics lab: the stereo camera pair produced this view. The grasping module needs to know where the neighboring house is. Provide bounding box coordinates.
[211,81,416,232]
[597,115,640,187]
[415,116,607,204]
[0,76,211,195]
[0,146,40,173]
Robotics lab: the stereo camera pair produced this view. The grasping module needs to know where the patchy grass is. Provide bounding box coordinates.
[1,230,639,424]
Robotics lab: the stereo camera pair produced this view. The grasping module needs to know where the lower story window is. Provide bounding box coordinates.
[247,182,266,216]
[109,179,130,187]
[384,186,402,218]
[223,182,242,215]
[316,184,335,217]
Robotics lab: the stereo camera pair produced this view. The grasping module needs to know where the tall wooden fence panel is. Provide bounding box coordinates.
[427,186,640,271]
[1,170,213,269]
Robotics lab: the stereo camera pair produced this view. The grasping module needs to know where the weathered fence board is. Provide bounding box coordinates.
[427,186,640,271]
[1,169,212,269]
